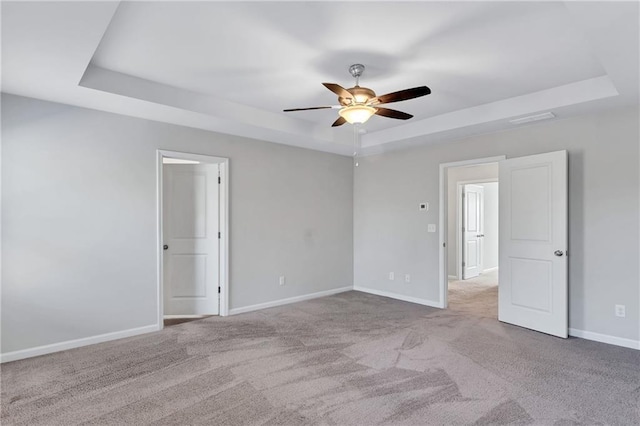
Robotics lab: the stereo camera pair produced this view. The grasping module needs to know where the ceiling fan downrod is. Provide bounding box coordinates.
[349,63,365,86]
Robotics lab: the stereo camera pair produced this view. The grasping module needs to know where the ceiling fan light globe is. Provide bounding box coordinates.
[354,94,369,103]
[339,105,376,124]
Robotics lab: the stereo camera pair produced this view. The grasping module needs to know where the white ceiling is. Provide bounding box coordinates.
[2,1,638,156]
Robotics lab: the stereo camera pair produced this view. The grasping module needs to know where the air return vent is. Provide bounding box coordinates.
[509,112,555,125]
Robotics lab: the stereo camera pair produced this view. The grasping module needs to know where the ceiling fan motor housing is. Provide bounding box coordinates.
[340,86,376,106]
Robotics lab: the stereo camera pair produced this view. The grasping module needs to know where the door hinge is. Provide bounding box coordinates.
[218,286,221,294]
[218,232,221,239]
[462,261,466,267]
[462,226,465,232]
[218,176,221,184]
[443,242,446,248]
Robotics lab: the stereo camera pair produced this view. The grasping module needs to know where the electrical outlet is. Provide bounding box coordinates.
[279,276,286,286]
[405,274,411,283]
[615,304,626,318]
[389,272,395,281]
[428,224,436,233]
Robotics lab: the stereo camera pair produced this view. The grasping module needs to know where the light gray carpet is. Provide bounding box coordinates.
[448,269,498,319]
[2,291,639,425]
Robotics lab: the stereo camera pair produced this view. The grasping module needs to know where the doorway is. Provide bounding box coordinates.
[157,150,229,329]
[445,162,499,318]
[439,152,568,338]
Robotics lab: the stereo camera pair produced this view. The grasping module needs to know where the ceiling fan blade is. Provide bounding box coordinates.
[331,116,347,127]
[375,107,413,120]
[370,86,431,105]
[283,106,333,112]
[323,83,353,100]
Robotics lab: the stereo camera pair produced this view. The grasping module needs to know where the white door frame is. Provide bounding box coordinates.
[156,149,230,329]
[438,156,506,309]
[455,179,498,280]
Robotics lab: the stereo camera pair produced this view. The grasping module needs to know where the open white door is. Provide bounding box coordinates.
[499,151,567,337]
[163,163,220,315]
[463,184,484,279]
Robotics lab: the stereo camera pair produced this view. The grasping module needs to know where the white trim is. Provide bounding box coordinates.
[163,315,209,319]
[482,266,499,274]
[219,161,230,316]
[0,324,160,363]
[156,152,164,329]
[448,275,458,280]
[353,286,441,308]
[0,101,3,359]
[457,183,466,281]
[162,158,200,164]
[569,328,640,350]
[229,287,353,315]
[457,178,500,185]
[456,183,463,280]
[157,150,230,325]
[159,149,228,165]
[439,156,506,309]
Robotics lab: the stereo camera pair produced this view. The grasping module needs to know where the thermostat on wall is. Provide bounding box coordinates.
[419,202,429,211]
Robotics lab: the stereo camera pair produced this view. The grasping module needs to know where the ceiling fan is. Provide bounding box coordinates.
[283,64,431,127]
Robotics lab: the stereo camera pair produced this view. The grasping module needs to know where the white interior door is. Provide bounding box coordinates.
[463,184,484,279]
[498,151,567,337]
[163,163,219,315]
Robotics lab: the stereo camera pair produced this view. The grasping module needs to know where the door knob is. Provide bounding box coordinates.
[554,250,564,257]
[163,245,169,250]
[477,234,485,238]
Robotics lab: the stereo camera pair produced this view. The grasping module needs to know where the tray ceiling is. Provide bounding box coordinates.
[2,1,638,155]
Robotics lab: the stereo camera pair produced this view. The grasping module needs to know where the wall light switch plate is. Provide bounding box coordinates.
[279,276,286,286]
[428,224,436,233]
[389,272,395,281]
[419,202,429,211]
[615,304,626,317]
[405,274,411,283]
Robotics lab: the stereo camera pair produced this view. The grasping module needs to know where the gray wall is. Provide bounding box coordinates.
[1,94,354,354]
[481,182,499,272]
[355,106,639,341]
[446,163,498,276]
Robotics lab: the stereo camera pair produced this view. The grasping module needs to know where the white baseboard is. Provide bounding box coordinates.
[163,315,208,319]
[1,324,161,363]
[448,275,458,280]
[229,286,353,315]
[353,286,441,308]
[569,328,640,350]
[482,266,499,273]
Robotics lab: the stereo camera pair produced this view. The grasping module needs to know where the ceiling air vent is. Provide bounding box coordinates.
[509,112,555,125]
